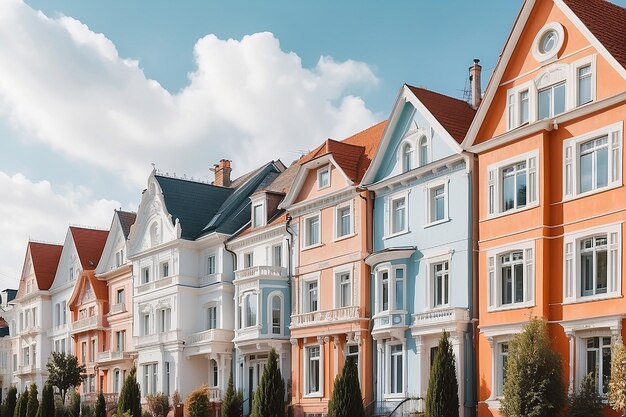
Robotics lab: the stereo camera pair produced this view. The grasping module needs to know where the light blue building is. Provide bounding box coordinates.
[361,85,476,416]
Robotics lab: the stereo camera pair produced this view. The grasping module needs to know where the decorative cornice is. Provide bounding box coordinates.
[227,225,286,251]
[287,188,356,218]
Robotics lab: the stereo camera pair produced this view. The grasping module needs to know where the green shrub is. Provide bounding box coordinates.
[222,372,243,417]
[15,387,28,417]
[5,386,17,417]
[327,356,364,417]
[568,373,603,417]
[25,384,38,417]
[146,393,169,417]
[81,404,94,417]
[425,332,459,417]
[36,384,55,417]
[68,391,80,417]
[185,386,209,417]
[118,368,141,417]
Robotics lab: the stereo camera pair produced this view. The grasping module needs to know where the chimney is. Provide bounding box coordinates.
[211,159,232,187]
[469,58,482,110]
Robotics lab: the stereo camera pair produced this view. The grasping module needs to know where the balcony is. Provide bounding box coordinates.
[134,330,182,349]
[71,316,104,334]
[82,392,118,406]
[19,326,42,337]
[187,329,234,345]
[208,387,221,402]
[234,266,287,283]
[97,350,132,364]
[371,310,409,340]
[108,303,126,316]
[136,276,174,294]
[290,306,360,329]
[198,273,224,287]
[47,323,69,337]
[16,364,39,375]
[411,307,470,336]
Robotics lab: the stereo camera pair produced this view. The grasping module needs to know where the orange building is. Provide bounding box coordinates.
[281,122,384,417]
[462,0,626,415]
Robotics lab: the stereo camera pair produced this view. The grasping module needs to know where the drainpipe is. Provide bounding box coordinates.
[223,241,238,389]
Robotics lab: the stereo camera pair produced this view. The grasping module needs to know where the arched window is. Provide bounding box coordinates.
[271,295,281,335]
[210,359,218,387]
[113,368,121,393]
[419,136,429,166]
[402,143,414,172]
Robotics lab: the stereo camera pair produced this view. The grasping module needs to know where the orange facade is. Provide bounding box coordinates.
[470,0,626,415]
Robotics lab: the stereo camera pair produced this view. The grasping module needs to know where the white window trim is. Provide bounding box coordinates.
[267,291,284,336]
[317,165,331,190]
[384,340,406,399]
[252,202,266,228]
[506,80,535,131]
[345,343,361,385]
[205,302,219,330]
[571,54,597,108]
[206,252,217,276]
[300,273,320,314]
[531,22,565,64]
[418,134,431,167]
[424,177,450,227]
[303,343,324,398]
[240,291,260,329]
[487,240,536,312]
[563,122,623,201]
[159,261,170,278]
[373,263,407,316]
[487,150,540,219]
[563,223,622,304]
[399,138,415,173]
[425,253,452,310]
[333,200,355,241]
[301,211,323,250]
[333,264,353,309]
[384,190,410,239]
[488,336,513,405]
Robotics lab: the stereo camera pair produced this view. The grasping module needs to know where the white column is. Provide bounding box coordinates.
[567,332,575,394]
[415,335,425,399]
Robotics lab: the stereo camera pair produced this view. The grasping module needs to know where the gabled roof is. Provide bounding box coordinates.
[406,85,476,143]
[116,210,137,239]
[563,0,626,69]
[28,242,63,291]
[69,227,109,270]
[68,271,108,310]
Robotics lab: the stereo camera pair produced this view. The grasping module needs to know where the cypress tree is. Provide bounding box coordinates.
[68,391,80,417]
[327,355,364,417]
[425,331,459,417]
[251,349,285,417]
[118,367,141,417]
[501,318,566,417]
[25,385,38,417]
[14,388,27,417]
[95,391,106,417]
[35,384,54,417]
[222,372,243,417]
[5,386,17,417]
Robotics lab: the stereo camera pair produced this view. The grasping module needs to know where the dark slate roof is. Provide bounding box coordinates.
[155,175,234,240]
[4,289,17,302]
[116,210,137,239]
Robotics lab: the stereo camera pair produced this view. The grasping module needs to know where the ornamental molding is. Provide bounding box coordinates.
[227,225,286,251]
[287,189,356,218]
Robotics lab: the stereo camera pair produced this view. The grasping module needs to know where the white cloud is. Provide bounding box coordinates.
[0,0,380,186]
[0,171,121,288]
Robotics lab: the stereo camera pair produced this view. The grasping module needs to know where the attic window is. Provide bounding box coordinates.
[252,203,265,228]
[317,165,330,189]
[532,23,564,63]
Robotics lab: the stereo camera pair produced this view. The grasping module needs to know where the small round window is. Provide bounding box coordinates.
[540,30,558,54]
[532,23,565,63]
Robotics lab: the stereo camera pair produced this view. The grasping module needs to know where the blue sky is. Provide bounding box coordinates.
[1,0,624,286]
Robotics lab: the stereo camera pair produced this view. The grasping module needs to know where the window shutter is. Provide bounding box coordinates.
[528,155,537,204]
[611,130,621,184]
[488,168,496,215]
[384,196,390,237]
[564,240,574,302]
[564,143,574,198]
[525,248,534,303]
[609,231,620,293]
[488,255,495,309]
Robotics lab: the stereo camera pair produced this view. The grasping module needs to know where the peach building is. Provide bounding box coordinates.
[461,0,626,415]
[281,122,385,417]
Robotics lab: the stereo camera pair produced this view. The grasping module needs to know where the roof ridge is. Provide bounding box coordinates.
[154,173,227,188]
[28,240,63,247]
[405,84,471,106]
[69,225,109,232]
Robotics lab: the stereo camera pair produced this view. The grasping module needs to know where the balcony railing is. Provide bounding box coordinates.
[134,330,181,348]
[198,273,223,287]
[97,350,131,363]
[71,315,103,333]
[234,266,287,282]
[19,326,41,336]
[16,364,39,375]
[187,329,234,345]
[47,323,68,337]
[412,307,470,327]
[108,303,126,316]
[290,306,360,328]
[208,387,221,401]
[82,392,119,405]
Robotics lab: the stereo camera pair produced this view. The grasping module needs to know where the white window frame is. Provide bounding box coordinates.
[272,244,283,267]
[400,140,415,173]
[268,291,284,335]
[385,341,406,399]
[418,135,430,167]
[487,240,535,311]
[157,308,171,333]
[301,274,320,314]
[206,254,216,275]
[571,55,596,108]
[495,340,510,399]
[425,178,450,227]
[563,223,621,304]
[241,292,259,328]
[384,190,409,238]
[160,261,169,278]
[141,266,150,284]
[531,22,565,64]
[303,344,324,397]
[317,165,331,190]
[563,122,623,201]
[243,252,254,269]
[374,263,407,315]
[302,212,322,249]
[425,254,452,310]
[206,304,218,330]
[333,265,353,309]
[487,150,539,218]
[252,202,266,228]
[506,81,535,131]
[334,200,354,240]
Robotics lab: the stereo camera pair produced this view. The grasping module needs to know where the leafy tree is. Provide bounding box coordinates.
[501,318,566,417]
[222,372,243,417]
[185,386,209,417]
[426,331,459,417]
[36,384,55,417]
[326,356,364,417]
[251,349,286,417]
[146,393,169,417]
[46,352,85,405]
[117,367,141,417]
[5,386,17,417]
[68,391,80,417]
[15,388,28,417]
[568,373,603,417]
[25,384,38,417]
[95,391,106,417]
[610,341,626,416]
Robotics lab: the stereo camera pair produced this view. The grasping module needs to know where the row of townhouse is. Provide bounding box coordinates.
[0,0,625,416]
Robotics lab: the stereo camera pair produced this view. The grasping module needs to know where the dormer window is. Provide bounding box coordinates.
[252,203,264,228]
[317,165,330,189]
[402,143,414,172]
[419,136,429,166]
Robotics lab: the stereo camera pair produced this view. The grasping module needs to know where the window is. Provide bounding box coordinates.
[585,336,611,396]
[23,347,29,366]
[496,342,509,397]
[419,136,429,166]
[577,65,592,106]
[207,255,216,275]
[272,245,282,267]
[488,243,535,310]
[427,183,448,224]
[580,236,608,297]
[532,23,564,63]
[116,288,124,305]
[81,342,86,364]
[90,339,95,363]
[389,344,403,395]
[402,143,414,172]
[142,267,150,284]
[432,261,449,308]
[142,314,150,336]
[538,82,565,120]
[346,344,360,379]
[244,293,257,327]
[253,204,264,227]
[271,295,281,334]
[69,267,74,282]
[160,262,169,278]
[519,90,529,125]
[210,360,218,387]
[381,271,389,312]
[336,272,351,308]
[158,309,171,332]
[114,369,121,393]
[305,346,321,395]
[62,301,67,325]
[304,215,321,247]
[395,268,404,310]
[336,204,352,238]
[244,252,253,268]
[207,306,217,330]
[564,123,622,199]
[317,165,330,189]
[488,152,538,216]
[375,265,407,314]
[304,279,318,313]
[116,331,125,352]
[143,363,158,395]
[54,303,60,327]
[165,362,171,396]
[389,195,407,235]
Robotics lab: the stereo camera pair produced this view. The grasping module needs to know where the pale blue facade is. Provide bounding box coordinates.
[362,86,475,417]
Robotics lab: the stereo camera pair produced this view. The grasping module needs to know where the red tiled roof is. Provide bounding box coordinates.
[563,0,626,69]
[117,210,137,239]
[70,227,109,270]
[68,271,108,310]
[28,242,63,291]
[299,121,387,182]
[406,85,476,143]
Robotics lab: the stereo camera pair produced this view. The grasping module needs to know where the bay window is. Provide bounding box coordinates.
[375,266,406,314]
